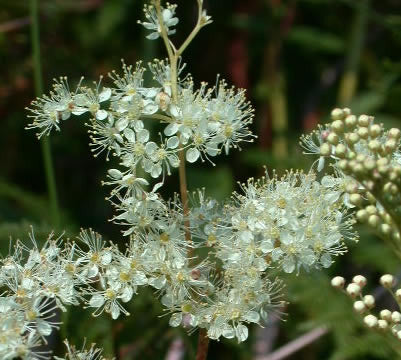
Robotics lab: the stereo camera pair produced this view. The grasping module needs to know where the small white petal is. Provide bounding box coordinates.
[89,294,105,308]
[96,109,108,120]
[169,313,182,327]
[108,169,123,179]
[99,87,112,102]
[124,128,136,142]
[164,123,179,136]
[167,136,179,149]
[116,117,129,131]
[235,324,249,342]
[186,148,200,163]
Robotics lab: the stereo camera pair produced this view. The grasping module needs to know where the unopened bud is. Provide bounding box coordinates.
[327,132,339,145]
[335,144,347,158]
[368,140,380,152]
[363,158,376,171]
[356,209,368,222]
[353,275,367,287]
[363,294,375,308]
[320,143,331,156]
[369,124,382,138]
[368,214,380,228]
[378,319,388,330]
[366,205,377,215]
[389,128,401,139]
[345,115,357,128]
[358,114,370,127]
[380,223,391,235]
[380,274,394,288]
[357,127,369,139]
[364,314,378,328]
[396,289,401,302]
[346,132,359,145]
[385,139,397,154]
[331,120,345,133]
[353,300,366,313]
[346,283,361,298]
[349,193,362,206]
[331,276,345,289]
[380,309,392,321]
[392,311,401,323]
[331,108,344,120]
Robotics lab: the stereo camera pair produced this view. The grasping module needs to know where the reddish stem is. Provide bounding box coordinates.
[195,329,210,360]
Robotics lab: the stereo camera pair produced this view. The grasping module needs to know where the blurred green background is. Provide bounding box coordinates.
[1,0,401,359]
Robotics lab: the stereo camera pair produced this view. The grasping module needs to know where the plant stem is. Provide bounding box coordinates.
[195,329,210,360]
[30,0,60,228]
[155,3,212,358]
[337,0,369,106]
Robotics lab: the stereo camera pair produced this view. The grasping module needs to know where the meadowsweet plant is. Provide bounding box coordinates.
[1,1,383,359]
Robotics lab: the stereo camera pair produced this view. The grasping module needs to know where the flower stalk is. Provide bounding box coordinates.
[30,0,60,227]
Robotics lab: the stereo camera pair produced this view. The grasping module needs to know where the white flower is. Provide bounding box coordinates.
[139,4,179,40]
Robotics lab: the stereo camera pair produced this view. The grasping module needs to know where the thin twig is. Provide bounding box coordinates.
[0,17,30,33]
[258,326,329,360]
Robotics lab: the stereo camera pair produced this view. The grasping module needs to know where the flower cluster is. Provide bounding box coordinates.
[332,274,401,341]
[18,0,367,357]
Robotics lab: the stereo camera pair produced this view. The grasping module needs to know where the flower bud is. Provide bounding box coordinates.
[380,309,392,321]
[353,300,366,313]
[366,205,377,215]
[380,274,394,288]
[335,144,347,158]
[363,294,375,309]
[385,139,397,154]
[369,124,382,138]
[380,224,391,235]
[331,120,345,134]
[338,159,349,171]
[346,283,361,298]
[364,314,378,328]
[343,108,351,116]
[368,140,380,152]
[389,128,401,139]
[392,311,401,323]
[356,209,368,222]
[320,143,331,156]
[331,108,344,120]
[377,158,389,166]
[353,275,367,287]
[368,214,380,228]
[345,115,357,128]
[358,114,370,127]
[363,158,376,171]
[378,319,388,330]
[349,193,362,206]
[331,276,345,289]
[396,289,401,302]
[357,127,369,139]
[327,132,339,145]
[346,132,359,145]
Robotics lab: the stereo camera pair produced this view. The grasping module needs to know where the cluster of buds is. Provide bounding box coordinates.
[302,108,401,251]
[331,274,401,339]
